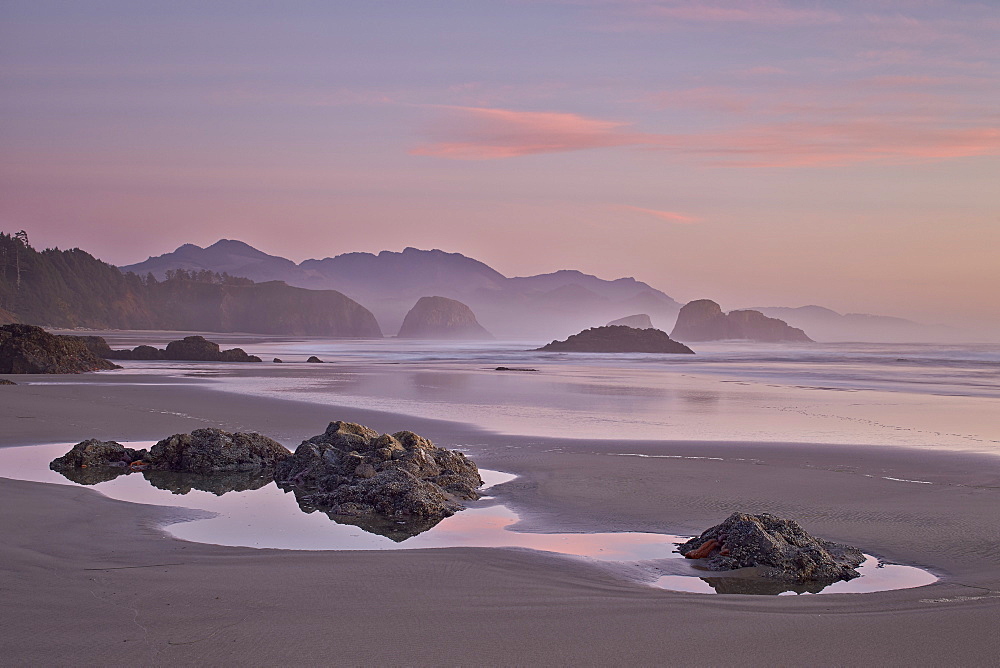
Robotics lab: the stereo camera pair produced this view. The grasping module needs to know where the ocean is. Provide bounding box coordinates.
[100,335,1000,453]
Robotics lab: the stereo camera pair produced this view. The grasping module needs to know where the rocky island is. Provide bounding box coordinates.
[536,325,694,354]
[396,296,493,339]
[670,299,812,343]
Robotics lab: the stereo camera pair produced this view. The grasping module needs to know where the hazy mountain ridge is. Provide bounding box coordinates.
[748,305,958,343]
[123,241,683,338]
[0,233,381,337]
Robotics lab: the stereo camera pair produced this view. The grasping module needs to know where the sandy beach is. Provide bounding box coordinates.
[1,369,999,666]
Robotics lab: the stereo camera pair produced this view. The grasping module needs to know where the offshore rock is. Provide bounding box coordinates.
[49,439,149,475]
[0,324,121,373]
[536,325,694,354]
[306,356,324,363]
[677,512,865,582]
[165,335,261,362]
[106,336,260,362]
[275,421,483,536]
[396,296,493,339]
[148,428,290,474]
[671,299,812,343]
[0,378,15,385]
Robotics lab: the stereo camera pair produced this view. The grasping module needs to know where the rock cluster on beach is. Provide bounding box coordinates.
[396,296,493,339]
[49,421,483,540]
[0,324,121,374]
[678,512,865,582]
[537,325,694,354]
[671,300,812,343]
[50,429,290,477]
[105,335,262,362]
[275,421,483,536]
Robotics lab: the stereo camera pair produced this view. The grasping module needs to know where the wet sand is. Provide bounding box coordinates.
[2,374,999,665]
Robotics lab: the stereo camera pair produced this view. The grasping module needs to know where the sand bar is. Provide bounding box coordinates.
[1,374,999,665]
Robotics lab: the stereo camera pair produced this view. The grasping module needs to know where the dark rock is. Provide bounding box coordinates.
[397,296,493,339]
[165,335,221,360]
[108,336,261,362]
[677,512,865,582]
[143,469,275,496]
[218,347,262,362]
[131,344,167,360]
[671,300,812,343]
[148,428,290,474]
[536,325,694,354]
[70,335,115,358]
[494,367,538,372]
[49,439,148,473]
[0,378,15,385]
[273,358,283,363]
[275,421,483,535]
[0,324,121,374]
[306,356,324,363]
[606,314,654,329]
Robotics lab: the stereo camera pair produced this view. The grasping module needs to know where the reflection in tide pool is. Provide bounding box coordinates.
[0,444,938,594]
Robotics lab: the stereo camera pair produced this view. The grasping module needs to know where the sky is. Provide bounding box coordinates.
[1,0,998,329]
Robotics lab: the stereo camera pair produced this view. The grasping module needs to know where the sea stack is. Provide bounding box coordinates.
[397,296,493,339]
[671,299,812,343]
[536,325,694,354]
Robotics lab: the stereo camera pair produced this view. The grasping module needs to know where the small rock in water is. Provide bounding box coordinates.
[677,512,865,582]
[306,356,324,363]
[273,358,283,363]
[0,378,16,385]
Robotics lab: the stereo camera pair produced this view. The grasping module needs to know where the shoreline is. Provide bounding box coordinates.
[1,374,999,664]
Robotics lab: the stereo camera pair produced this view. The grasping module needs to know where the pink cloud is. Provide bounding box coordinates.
[412,105,1000,167]
[633,1,841,26]
[411,106,640,159]
[622,206,702,223]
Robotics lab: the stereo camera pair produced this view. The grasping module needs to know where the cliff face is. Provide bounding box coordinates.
[671,300,812,343]
[396,296,492,339]
[150,281,383,337]
[536,325,694,354]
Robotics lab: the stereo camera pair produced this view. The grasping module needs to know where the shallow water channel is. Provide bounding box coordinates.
[0,443,938,596]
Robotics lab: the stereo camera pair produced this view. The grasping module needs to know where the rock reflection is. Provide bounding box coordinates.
[700,573,833,595]
[280,485,444,541]
[143,470,274,496]
[53,465,129,486]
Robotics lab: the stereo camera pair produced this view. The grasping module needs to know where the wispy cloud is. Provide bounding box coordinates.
[410,106,638,159]
[413,105,1000,167]
[637,2,842,26]
[622,205,701,223]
